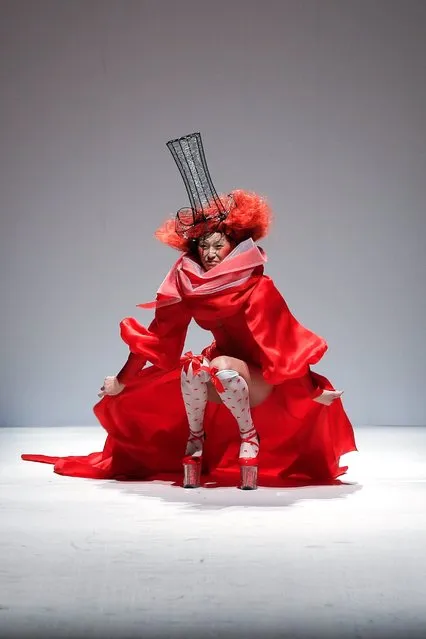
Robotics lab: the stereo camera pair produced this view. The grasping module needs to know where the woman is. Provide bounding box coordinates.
[22,133,356,489]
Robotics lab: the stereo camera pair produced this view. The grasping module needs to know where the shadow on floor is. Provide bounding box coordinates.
[96,477,363,511]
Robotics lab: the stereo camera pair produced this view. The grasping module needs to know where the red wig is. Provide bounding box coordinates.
[155,189,273,251]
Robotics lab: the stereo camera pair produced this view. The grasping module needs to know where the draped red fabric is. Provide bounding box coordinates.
[22,269,357,486]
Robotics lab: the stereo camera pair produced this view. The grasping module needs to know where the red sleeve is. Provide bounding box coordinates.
[244,275,327,392]
[116,352,147,384]
[117,299,191,381]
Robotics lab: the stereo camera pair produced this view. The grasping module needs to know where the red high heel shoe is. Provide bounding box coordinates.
[182,432,204,488]
[239,428,260,490]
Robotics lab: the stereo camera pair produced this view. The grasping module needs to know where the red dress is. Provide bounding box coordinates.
[22,267,357,486]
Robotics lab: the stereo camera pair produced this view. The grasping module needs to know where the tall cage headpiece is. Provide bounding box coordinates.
[167,132,234,239]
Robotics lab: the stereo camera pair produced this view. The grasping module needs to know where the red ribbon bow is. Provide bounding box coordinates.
[182,353,225,392]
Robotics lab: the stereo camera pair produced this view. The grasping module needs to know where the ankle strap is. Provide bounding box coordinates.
[188,431,205,443]
[241,427,258,442]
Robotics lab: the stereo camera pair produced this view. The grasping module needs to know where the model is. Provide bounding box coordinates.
[23,132,357,489]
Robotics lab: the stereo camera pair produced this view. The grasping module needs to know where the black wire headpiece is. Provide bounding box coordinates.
[167,132,233,239]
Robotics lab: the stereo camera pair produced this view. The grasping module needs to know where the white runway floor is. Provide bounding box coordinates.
[1,425,426,639]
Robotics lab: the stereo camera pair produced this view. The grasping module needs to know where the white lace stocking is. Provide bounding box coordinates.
[214,369,259,459]
[181,360,210,457]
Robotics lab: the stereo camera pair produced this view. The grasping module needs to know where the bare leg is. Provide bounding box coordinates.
[205,356,342,407]
[206,356,273,407]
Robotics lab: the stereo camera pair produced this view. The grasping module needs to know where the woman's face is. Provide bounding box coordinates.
[197,232,235,271]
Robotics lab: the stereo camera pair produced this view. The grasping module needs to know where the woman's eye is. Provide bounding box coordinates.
[199,244,223,251]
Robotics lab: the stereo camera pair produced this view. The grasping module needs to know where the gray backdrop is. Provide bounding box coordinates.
[1,0,425,428]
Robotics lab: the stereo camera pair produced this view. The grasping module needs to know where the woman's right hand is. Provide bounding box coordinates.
[98,376,125,398]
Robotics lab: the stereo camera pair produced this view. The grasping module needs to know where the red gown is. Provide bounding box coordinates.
[22,269,357,486]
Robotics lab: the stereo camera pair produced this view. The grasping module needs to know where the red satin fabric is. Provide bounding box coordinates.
[22,273,357,486]
[137,238,267,309]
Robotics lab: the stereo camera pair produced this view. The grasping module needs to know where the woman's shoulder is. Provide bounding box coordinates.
[249,270,277,291]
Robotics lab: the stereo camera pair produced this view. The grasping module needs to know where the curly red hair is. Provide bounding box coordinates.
[154,189,273,251]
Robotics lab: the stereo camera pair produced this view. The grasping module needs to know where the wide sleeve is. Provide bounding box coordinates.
[244,275,327,391]
[116,352,147,384]
[116,298,192,382]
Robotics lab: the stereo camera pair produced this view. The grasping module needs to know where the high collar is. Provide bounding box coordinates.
[138,239,267,310]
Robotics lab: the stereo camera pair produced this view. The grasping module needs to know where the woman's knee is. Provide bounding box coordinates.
[209,356,249,379]
[210,355,233,370]
[208,357,272,407]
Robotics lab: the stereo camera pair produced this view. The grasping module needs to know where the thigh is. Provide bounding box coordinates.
[206,356,273,407]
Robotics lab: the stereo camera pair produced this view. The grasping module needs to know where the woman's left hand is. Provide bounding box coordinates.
[98,376,125,398]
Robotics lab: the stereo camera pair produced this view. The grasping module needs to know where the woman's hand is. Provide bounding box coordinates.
[98,376,125,398]
[313,389,344,406]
